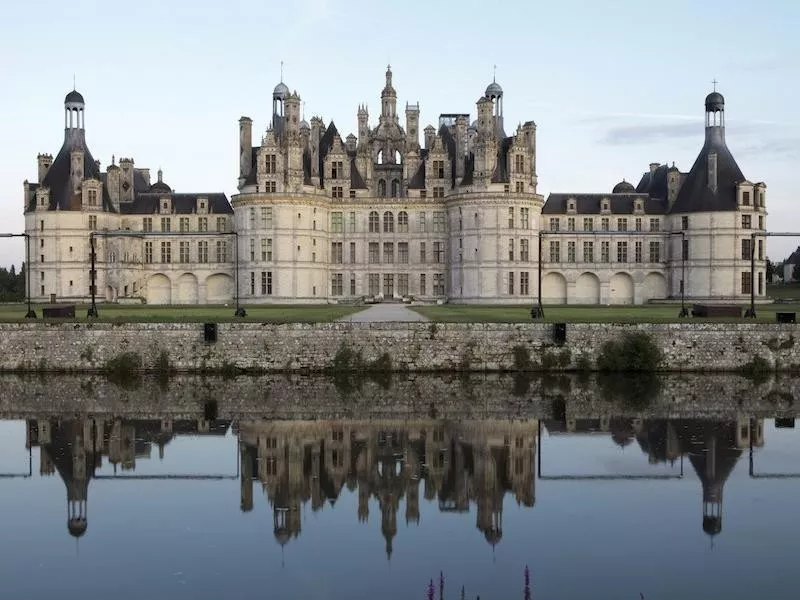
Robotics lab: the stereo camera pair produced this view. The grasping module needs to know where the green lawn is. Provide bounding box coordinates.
[766,283,800,300]
[410,303,800,323]
[0,303,363,323]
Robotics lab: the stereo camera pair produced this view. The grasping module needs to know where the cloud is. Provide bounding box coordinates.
[599,122,702,145]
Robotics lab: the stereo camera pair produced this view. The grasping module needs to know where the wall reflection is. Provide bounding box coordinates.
[19,411,793,553]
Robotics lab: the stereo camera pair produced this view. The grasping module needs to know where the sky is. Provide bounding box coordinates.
[0,0,798,266]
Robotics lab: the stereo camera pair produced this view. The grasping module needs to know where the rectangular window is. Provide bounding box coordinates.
[567,241,576,263]
[179,241,190,263]
[433,160,445,179]
[507,272,515,295]
[433,242,445,263]
[145,241,153,263]
[583,241,594,262]
[383,242,394,263]
[198,241,208,263]
[349,242,356,263]
[419,274,426,295]
[331,273,343,296]
[350,276,356,296]
[649,218,660,232]
[331,186,343,198]
[549,240,560,262]
[419,212,427,233]
[649,241,660,263]
[368,273,380,295]
[616,241,628,263]
[250,272,255,295]
[265,154,277,174]
[758,271,764,295]
[349,211,356,232]
[398,242,409,263]
[520,207,530,229]
[601,217,609,232]
[514,154,525,173]
[617,218,628,232]
[742,271,752,294]
[331,160,343,179]
[216,217,227,232]
[682,239,689,260]
[198,217,208,232]
[758,215,764,230]
[549,217,560,232]
[433,273,445,296]
[567,217,575,232]
[261,207,272,228]
[249,208,256,228]
[758,239,763,261]
[383,274,394,297]
[508,239,515,261]
[160,241,171,263]
[743,191,751,205]
[419,189,427,199]
[249,238,255,261]
[741,238,751,260]
[520,272,530,295]
[634,241,643,263]
[742,214,751,229]
[601,241,610,263]
[143,217,153,232]
[368,242,379,264]
[160,217,171,232]
[419,242,427,263]
[180,217,190,232]
[635,218,642,232]
[216,240,227,262]
[262,238,273,261]
[264,181,277,193]
[520,239,530,262]
[398,211,409,233]
[332,241,343,264]
[331,212,343,232]
[583,218,593,232]
[88,215,97,230]
[398,274,409,297]
[433,211,446,232]
[681,216,689,230]
[508,207,515,229]
[261,271,273,295]
[433,186,445,198]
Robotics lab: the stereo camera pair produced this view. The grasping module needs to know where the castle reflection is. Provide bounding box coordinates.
[20,412,780,553]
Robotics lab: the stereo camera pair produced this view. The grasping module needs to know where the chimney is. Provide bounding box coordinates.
[649,162,660,174]
[239,116,253,186]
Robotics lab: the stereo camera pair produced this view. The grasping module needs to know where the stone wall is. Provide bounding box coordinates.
[0,322,798,373]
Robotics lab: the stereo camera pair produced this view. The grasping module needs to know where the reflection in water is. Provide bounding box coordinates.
[22,411,779,551]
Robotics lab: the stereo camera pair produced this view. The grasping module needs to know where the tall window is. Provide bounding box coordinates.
[616,241,628,262]
[331,160,343,179]
[520,207,530,229]
[617,218,628,232]
[88,215,97,230]
[383,242,394,263]
[681,216,689,230]
[433,242,445,263]
[742,214,752,229]
[87,189,98,206]
[261,207,272,228]
[433,160,445,179]
[383,274,394,297]
[567,217,575,232]
[741,271,752,294]
[331,242,343,263]
[179,217,189,232]
[249,238,255,261]
[635,218,642,232]
[634,241,643,263]
[601,218,609,232]
[265,154,277,174]
[143,217,153,232]
[198,217,208,232]
[198,241,208,263]
[216,240,227,262]
[160,241,171,263]
[179,241,190,263]
[758,239,764,260]
[433,273,445,296]
[383,211,394,233]
[549,241,560,262]
[514,154,525,173]
[398,211,409,233]
[331,212,343,232]
[369,211,380,233]
[331,273,343,296]
[419,274,426,295]
[419,242,427,263]
[216,217,227,232]
[743,191,751,206]
[583,218,593,232]
[601,241,610,263]
[261,271,272,295]
[432,186,444,198]
[368,273,380,295]
[368,242,379,264]
[433,211,445,232]
[349,211,356,232]
[398,274,409,297]
[508,239,515,261]
[741,238,752,260]
[583,241,594,262]
[145,241,153,264]
[249,208,255,228]
[349,242,356,263]
[520,239,529,262]
[649,241,660,263]
[262,238,273,261]
[398,242,409,263]
[160,217,171,232]
[649,218,660,232]
[567,241,576,263]
[507,272,515,295]
[682,239,689,260]
[520,272,530,295]
[419,212,427,233]
[508,207,515,229]
[549,218,560,232]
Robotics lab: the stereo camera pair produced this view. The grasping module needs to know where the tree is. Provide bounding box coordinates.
[766,258,774,284]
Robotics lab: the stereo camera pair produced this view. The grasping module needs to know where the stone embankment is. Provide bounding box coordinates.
[0,322,798,373]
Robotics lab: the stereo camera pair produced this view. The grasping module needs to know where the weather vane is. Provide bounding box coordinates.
[712,78,718,92]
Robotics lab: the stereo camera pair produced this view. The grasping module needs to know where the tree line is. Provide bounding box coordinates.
[0,264,25,301]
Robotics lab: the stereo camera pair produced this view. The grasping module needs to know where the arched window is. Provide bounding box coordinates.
[397,211,409,233]
[391,179,400,197]
[378,179,387,197]
[377,149,384,165]
[383,211,394,233]
[395,150,402,164]
[369,211,380,233]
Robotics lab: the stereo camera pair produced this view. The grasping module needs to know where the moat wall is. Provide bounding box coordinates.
[0,322,798,373]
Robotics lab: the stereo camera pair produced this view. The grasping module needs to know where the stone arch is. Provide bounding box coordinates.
[391,178,400,197]
[394,150,402,164]
[574,272,601,305]
[105,286,115,302]
[147,273,171,305]
[641,272,668,302]
[177,272,199,305]
[376,149,384,164]
[383,211,394,233]
[609,272,635,305]
[206,273,233,304]
[542,272,567,304]
[377,179,386,197]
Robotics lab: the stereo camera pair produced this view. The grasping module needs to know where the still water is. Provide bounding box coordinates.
[0,374,799,599]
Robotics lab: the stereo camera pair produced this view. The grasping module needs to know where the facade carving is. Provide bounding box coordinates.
[23,76,765,305]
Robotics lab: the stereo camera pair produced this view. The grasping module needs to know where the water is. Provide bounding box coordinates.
[0,374,798,599]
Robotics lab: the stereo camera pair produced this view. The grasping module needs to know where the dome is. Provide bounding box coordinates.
[65,90,85,105]
[68,518,87,538]
[703,515,722,536]
[150,181,171,193]
[612,180,636,194]
[273,82,290,98]
[705,91,725,112]
[485,81,503,98]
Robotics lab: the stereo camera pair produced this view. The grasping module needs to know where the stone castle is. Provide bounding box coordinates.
[23,69,768,305]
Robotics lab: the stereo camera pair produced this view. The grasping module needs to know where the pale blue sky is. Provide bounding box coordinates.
[0,0,798,265]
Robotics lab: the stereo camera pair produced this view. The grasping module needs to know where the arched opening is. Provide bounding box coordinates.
[542,272,567,304]
[146,274,171,305]
[369,211,380,233]
[377,149,384,164]
[377,179,387,197]
[206,273,234,304]
[610,272,635,305]
[394,150,401,164]
[383,211,394,233]
[390,179,400,198]
[177,273,199,305]
[574,272,601,305]
[642,272,668,302]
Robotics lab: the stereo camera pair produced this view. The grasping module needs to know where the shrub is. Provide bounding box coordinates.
[512,345,532,371]
[597,331,662,372]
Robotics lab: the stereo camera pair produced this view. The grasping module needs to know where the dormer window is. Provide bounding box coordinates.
[635,200,643,212]
[567,200,576,212]
[743,191,751,206]
[602,200,610,212]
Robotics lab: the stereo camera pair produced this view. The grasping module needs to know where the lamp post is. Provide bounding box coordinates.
[744,231,798,319]
[0,233,36,318]
[87,230,246,318]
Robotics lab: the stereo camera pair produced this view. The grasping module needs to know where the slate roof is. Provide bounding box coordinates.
[670,127,745,214]
[542,193,666,215]
[120,192,232,215]
[407,161,426,189]
[491,137,513,184]
[349,157,368,189]
[635,163,670,201]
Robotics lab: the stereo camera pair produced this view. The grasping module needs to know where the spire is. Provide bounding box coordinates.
[280,60,284,83]
[493,64,497,83]
[158,168,163,183]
